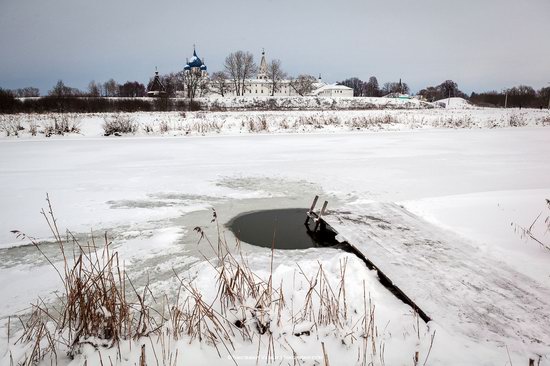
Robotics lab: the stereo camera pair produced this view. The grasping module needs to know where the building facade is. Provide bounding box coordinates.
[223,51,297,97]
[175,48,354,98]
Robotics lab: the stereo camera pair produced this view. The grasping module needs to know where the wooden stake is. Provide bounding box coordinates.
[314,201,329,232]
[305,195,319,224]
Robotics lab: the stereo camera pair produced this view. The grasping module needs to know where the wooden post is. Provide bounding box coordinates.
[305,195,319,224]
[314,201,329,232]
[320,200,328,216]
[529,358,535,366]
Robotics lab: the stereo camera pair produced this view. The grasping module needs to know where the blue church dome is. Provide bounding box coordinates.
[186,49,204,68]
[200,64,207,71]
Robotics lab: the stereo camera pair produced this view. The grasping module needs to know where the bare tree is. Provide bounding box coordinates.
[87,81,101,97]
[183,69,207,99]
[363,76,380,97]
[266,59,287,96]
[164,71,185,97]
[119,81,146,97]
[289,74,316,96]
[48,80,82,97]
[209,71,233,97]
[224,51,257,96]
[381,81,410,96]
[103,79,119,97]
[12,87,40,97]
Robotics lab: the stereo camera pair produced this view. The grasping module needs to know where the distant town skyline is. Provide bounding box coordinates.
[1,0,549,95]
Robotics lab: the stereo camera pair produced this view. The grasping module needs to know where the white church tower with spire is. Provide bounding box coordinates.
[257,49,268,80]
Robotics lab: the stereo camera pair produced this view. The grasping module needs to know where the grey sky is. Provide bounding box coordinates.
[1,0,549,94]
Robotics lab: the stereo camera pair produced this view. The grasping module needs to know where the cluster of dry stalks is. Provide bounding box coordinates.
[0,114,81,137]
[513,198,550,251]
[103,114,139,136]
[6,201,432,365]
[9,195,159,364]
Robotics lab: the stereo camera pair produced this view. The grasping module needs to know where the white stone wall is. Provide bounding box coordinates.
[223,79,298,97]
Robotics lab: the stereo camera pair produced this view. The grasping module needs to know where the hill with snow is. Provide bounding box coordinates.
[435,97,475,109]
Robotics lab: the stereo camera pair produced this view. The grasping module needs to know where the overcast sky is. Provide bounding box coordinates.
[1,0,549,94]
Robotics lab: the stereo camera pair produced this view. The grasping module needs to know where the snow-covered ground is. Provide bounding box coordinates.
[1,110,550,365]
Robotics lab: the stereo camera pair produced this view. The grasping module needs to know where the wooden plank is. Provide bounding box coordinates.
[323,202,550,349]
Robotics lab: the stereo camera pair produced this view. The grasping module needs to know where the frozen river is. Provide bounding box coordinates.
[1,127,550,364]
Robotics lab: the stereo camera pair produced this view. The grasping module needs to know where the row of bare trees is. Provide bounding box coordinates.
[43,79,147,98]
[208,50,318,97]
[338,77,411,97]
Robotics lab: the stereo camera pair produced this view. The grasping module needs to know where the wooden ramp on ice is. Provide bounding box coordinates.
[322,202,550,349]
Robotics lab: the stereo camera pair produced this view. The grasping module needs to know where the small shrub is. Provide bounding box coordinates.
[29,121,38,136]
[143,123,154,134]
[103,114,138,136]
[280,118,290,130]
[208,100,227,112]
[538,114,550,126]
[257,115,268,131]
[43,115,81,137]
[0,118,23,137]
[508,113,527,127]
[159,120,170,133]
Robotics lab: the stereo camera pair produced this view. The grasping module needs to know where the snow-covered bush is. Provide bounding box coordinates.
[103,114,138,136]
[29,120,38,136]
[508,113,527,127]
[43,115,81,136]
[0,118,24,136]
[538,114,550,126]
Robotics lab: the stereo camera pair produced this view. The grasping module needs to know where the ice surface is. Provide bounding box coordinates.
[1,120,549,364]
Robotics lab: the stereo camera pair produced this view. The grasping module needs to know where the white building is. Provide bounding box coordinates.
[224,51,296,97]
[310,83,353,98]
[222,51,353,98]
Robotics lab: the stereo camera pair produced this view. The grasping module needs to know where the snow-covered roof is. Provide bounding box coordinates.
[311,83,352,95]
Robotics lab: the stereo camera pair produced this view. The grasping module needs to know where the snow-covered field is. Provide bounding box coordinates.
[1,109,549,365]
[1,108,549,139]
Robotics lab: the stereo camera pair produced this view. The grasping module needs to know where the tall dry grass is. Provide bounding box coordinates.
[7,198,433,365]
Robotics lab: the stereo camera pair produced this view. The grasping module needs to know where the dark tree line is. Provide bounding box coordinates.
[470,86,550,108]
[338,77,410,97]
[44,79,147,98]
[9,87,40,97]
[0,87,201,113]
[417,80,468,102]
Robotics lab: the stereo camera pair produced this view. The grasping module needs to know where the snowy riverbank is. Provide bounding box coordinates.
[1,108,549,139]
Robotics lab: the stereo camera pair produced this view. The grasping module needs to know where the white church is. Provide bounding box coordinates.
[179,48,353,98]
